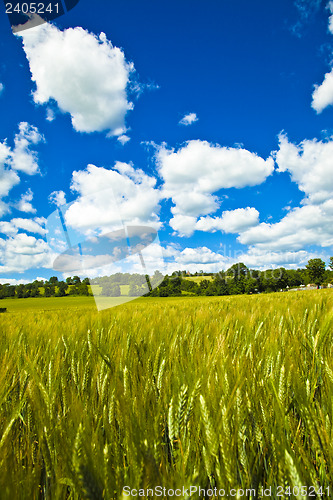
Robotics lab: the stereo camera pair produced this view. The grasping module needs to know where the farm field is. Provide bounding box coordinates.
[0,290,333,498]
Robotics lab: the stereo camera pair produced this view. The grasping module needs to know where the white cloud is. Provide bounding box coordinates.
[117,134,131,145]
[312,69,333,112]
[19,24,135,136]
[310,2,333,112]
[16,188,36,213]
[46,108,55,122]
[225,134,333,255]
[49,190,67,207]
[63,162,161,232]
[0,168,19,200]
[163,244,229,273]
[196,207,260,234]
[179,113,198,126]
[328,1,333,34]
[0,278,31,285]
[168,214,198,237]
[157,140,274,235]
[0,233,51,273]
[276,133,333,203]
[239,201,333,251]
[0,123,43,218]
[163,244,325,273]
[10,122,44,175]
[0,217,46,237]
[0,83,4,95]
[0,142,19,202]
[239,248,320,270]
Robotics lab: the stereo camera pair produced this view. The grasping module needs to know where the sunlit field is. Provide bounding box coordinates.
[0,290,333,498]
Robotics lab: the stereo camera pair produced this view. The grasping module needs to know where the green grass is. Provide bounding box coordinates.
[0,290,333,498]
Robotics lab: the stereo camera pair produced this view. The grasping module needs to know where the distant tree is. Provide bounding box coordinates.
[102,284,121,297]
[77,283,90,296]
[72,276,81,285]
[129,284,141,296]
[245,277,258,294]
[44,284,55,297]
[23,285,32,298]
[16,284,25,299]
[150,270,164,288]
[226,263,249,280]
[30,287,40,298]
[306,258,326,288]
[329,257,333,271]
[56,281,68,297]
[214,275,229,296]
[273,268,288,290]
[49,276,59,284]
[66,277,73,285]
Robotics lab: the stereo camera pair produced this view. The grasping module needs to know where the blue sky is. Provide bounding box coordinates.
[1,0,333,283]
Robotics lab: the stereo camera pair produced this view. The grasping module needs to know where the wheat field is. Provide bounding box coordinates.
[0,291,333,498]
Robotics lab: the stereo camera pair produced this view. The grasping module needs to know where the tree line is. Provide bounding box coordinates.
[0,276,90,299]
[147,258,332,297]
[1,257,332,300]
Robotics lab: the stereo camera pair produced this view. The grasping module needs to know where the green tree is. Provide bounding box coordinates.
[226,262,249,280]
[245,277,258,294]
[102,284,121,297]
[329,257,333,271]
[306,258,326,288]
[16,284,25,299]
[129,284,141,296]
[56,281,68,297]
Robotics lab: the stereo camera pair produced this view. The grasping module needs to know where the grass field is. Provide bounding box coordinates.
[184,275,214,283]
[0,290,333,498]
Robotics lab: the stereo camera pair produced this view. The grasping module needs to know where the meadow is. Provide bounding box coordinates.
[0,290,333,499]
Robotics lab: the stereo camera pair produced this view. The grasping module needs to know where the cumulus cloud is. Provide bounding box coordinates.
[162,244,324,273]
[224,134,333,255]
[0,278,32,285]
[49,190,67,207]
[10,122,44,174]
[16,189,36,213]
[19,24,136,136]
[239,248,319,270]
[0,233,51,273]
[311,2,333,112]
[0,123,43,217]
[239,201,333,251]
[168,215,198,237]
[328,1,333,34]
[196,207,260,234]
[62,162,161,233]
[276,133,333,203]
[179,113,198,126]
[162,244,229,273]
[0,217,46,237]
[312,69,333,112]
[156,140,273,236]
[117,134,131,145]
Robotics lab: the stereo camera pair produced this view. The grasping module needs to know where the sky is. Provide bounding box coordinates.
[1,0,333,283]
